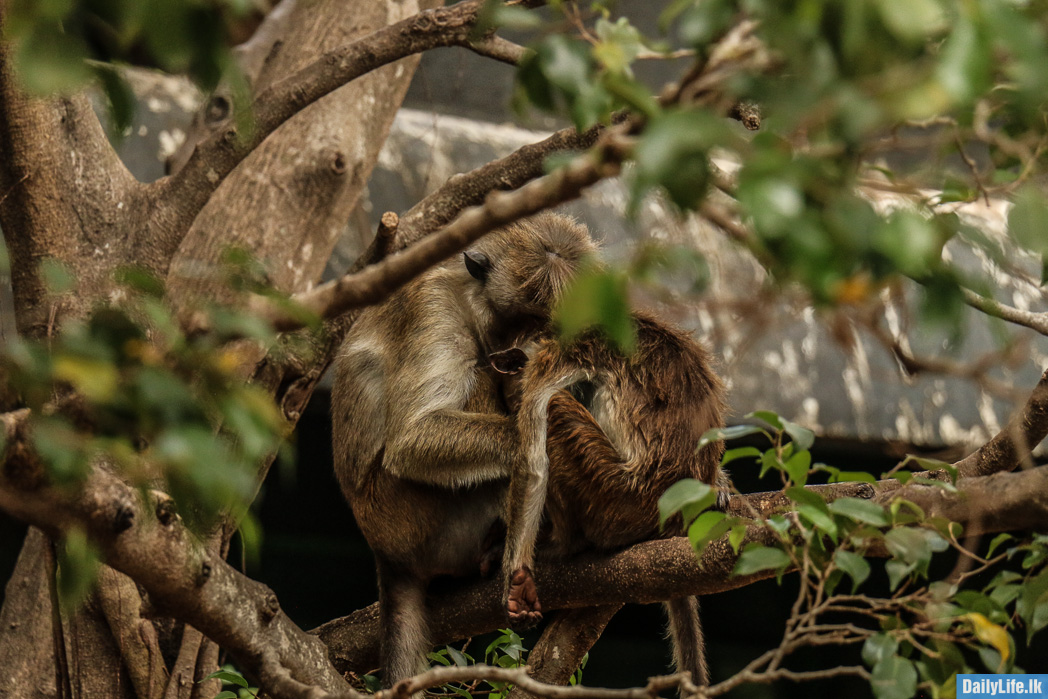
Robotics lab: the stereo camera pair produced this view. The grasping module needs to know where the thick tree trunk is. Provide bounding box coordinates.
[0,1,434,696]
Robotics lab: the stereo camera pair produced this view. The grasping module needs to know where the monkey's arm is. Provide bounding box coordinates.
[384,409,519,488]
[500,348,588,624]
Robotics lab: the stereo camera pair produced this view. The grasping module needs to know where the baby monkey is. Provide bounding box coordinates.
[491,314,730,684]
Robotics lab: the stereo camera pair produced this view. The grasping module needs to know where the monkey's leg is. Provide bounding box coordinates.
[665,596,709,686]
[376,559,430,689]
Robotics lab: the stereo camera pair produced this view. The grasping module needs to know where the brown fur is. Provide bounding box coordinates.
[331,213,597,686]
[496,314,729,684]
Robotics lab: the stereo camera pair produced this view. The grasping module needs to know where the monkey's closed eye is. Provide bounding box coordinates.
[464,250,491,282]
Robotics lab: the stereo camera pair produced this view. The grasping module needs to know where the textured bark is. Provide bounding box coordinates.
[0,0,435,695]
[165,0,437,306]
[314,465,1048,674]
[0,42,139,338]
[0,528,57,699]
[0,458,354,695]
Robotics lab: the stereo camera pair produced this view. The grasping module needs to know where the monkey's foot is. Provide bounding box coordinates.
[507,567,542,626]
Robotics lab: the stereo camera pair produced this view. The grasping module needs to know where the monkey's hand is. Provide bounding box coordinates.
[507,567,542,626]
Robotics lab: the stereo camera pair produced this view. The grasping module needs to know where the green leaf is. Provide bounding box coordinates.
[828,469,877,484]
[491,4,543,30]
[687,510,729,555]
[782,420,815,451]
[696,425,768,452]
[362,675,382,693]
[886,560,916,591]
[862,633,899,667]
[206,671,249,689]
[784,449,811,486]
[829,498,889,527]
[986,533,1014,558]
[872,0,946,43]
[93,64,136,136]
[1016,569,1048,643]
[554,267,635,352]
[427,650,451,666]
[785,486,830,513]
[798,504,838,541]
[593,17,645,75]
[677,0,735,48]
[632,109,732,211]
[40,258,76,294]
[658,479,715,528]
[728,523,748,554]
[1008,186,1048,255]
[213,692,239,699]
[721,446,761,466]
[871,655,918,699]
[836,550,871,593]
[747,410,784,430]
[734,545,791,576]
[14,24,92,94]
[885,527,947,566]
[53,354,120,402]
[446,645,470,667]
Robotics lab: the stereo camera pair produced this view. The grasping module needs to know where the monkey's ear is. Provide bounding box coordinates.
[464,250,491,282]
[490,347,528,375]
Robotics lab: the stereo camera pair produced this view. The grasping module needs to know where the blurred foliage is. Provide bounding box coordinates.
[5,258,305,605]
[2,0,256,131]
[494,0,1048,343]
[661,410,1048,698]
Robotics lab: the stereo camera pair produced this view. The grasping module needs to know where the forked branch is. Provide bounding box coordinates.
[145,0,524,266]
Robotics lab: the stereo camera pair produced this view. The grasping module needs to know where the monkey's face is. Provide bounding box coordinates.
[464,212,598,320]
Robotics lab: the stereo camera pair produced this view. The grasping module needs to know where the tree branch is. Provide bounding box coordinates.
[960,287,1048,337]
[251,127,631,330]
[0,439,356,697]
[392,120,611,250]
[314,466,1048,674]
[952,367,1048,477]
[145,0,517,269]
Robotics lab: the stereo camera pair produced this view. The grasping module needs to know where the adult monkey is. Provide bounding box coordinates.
[332,212,597,686]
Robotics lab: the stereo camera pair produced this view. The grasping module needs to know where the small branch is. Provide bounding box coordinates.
[468,35,530,65]
[959,287,1048,337]
[710,665,869,695]
[146,0,516,266]
[378,665,692,699]
[862,316,1019,400]
[392,120,610,250]
[952,367,1048,477]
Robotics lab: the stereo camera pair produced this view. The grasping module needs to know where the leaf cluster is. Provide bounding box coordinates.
[658,409,1048,698]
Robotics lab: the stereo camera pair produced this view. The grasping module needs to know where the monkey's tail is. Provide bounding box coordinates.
[664,595,709,686]
[377,559,430,691]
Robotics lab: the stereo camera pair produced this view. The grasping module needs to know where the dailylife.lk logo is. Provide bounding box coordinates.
[958,675,1048,698]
